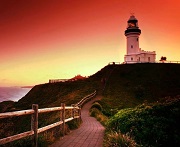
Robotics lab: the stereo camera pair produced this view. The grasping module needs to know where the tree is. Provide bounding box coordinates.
[160,56,167,62]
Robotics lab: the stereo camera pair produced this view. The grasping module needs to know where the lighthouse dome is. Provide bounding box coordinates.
[128,15,137,21]
[125,15,141,36]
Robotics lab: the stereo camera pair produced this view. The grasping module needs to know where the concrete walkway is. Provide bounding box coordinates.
[49,96,105,147]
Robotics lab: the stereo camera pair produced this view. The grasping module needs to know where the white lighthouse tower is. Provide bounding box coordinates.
[124,15,156,63]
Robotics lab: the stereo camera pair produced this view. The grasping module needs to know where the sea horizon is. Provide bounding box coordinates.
[0,87,31,102]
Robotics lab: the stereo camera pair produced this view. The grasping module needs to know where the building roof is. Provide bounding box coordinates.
[128,15,137,21]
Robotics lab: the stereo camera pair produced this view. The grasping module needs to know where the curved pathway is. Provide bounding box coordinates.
[49,96,105,147]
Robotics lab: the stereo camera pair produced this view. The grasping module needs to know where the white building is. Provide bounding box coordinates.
[124,15,156,63]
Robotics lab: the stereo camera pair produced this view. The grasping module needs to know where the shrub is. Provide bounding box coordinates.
[67,118,82,130]
[90,108,108,126]
[2,136,47,147]
[104,131,138,147]
[107,98,180,146]
[90,102,102,111]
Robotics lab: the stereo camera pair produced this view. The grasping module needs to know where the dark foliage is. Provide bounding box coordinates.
[107,97,180,146]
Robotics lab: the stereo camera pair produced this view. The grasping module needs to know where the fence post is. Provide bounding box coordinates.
[61,103,65,136]
[31,104,38,147]
[71,104,75,118]
[78,107,81,123]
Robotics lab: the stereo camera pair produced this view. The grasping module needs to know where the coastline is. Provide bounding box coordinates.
[0,87,31,103]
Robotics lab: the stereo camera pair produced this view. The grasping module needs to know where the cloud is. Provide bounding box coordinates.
[1,79,8,82]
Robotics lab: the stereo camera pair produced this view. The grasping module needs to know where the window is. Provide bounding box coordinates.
[131,57,133,61]
[139,57,140,61]
[137,38,138,41]
[131,45,133,48]
[148,57,150,62]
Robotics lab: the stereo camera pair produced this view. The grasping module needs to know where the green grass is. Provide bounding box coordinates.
[102,63,180,109]
[15,79,98,110]
[89,102,108,126]
[91,63,180,146]
[107,96,180,147]
[89,102,138,147]
[104,130,138,147]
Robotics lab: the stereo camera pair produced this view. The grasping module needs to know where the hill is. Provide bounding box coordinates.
[1,63,180,112]
[0,63,180,146]
[15,79,98,110]
[101,63,180,110]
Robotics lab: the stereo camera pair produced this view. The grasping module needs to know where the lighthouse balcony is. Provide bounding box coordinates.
[139,50,156,54]
[127,50,156,55]
[125,29,141,35]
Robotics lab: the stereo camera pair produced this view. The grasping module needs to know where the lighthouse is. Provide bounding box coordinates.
[124,15,156,63]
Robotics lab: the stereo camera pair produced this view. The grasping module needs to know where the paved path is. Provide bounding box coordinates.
[49,96,105,147]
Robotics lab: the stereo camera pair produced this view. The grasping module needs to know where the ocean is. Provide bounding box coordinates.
[0,87,31,102]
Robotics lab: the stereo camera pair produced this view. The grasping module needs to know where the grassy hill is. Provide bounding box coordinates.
[102,63,180,110]
[0,63,180,146]
[2,63,179,112]
[15,79,98,110]
[0,78,99,146]
[92,63,180,147]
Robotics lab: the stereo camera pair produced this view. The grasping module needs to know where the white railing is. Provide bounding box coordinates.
[108,62,121,65]
[109,61,180,64]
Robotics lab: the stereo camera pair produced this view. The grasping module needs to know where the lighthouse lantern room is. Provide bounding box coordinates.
[124,15,156,63]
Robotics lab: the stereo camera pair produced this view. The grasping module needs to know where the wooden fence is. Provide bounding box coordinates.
[76,91,96,107]
[0,90,96,146]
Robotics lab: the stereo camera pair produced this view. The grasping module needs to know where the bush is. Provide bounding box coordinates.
[90,108,108,126]
[104,131,138,147]
[67,118,82,130]
[90,102,102,111]
[107,98,180,146]
[2,136,48,147]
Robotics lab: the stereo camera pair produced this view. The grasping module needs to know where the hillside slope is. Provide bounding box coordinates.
[0,63,180,146]
[101,63,180,109]
[15,79,98,110]
[1,63,180,112]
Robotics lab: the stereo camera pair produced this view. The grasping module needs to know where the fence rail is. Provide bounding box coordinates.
[108,62,121,65]
[123,61,180,64]
[76,90,97,107]
[109,61,180,65]
[0,90,96,146]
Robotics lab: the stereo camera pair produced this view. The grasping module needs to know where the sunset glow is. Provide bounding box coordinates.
[0,0,180,86]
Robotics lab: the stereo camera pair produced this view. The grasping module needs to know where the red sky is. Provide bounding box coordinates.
[0,0,180,86]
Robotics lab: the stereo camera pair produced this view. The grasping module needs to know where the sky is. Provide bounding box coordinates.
[0,0,180,87]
